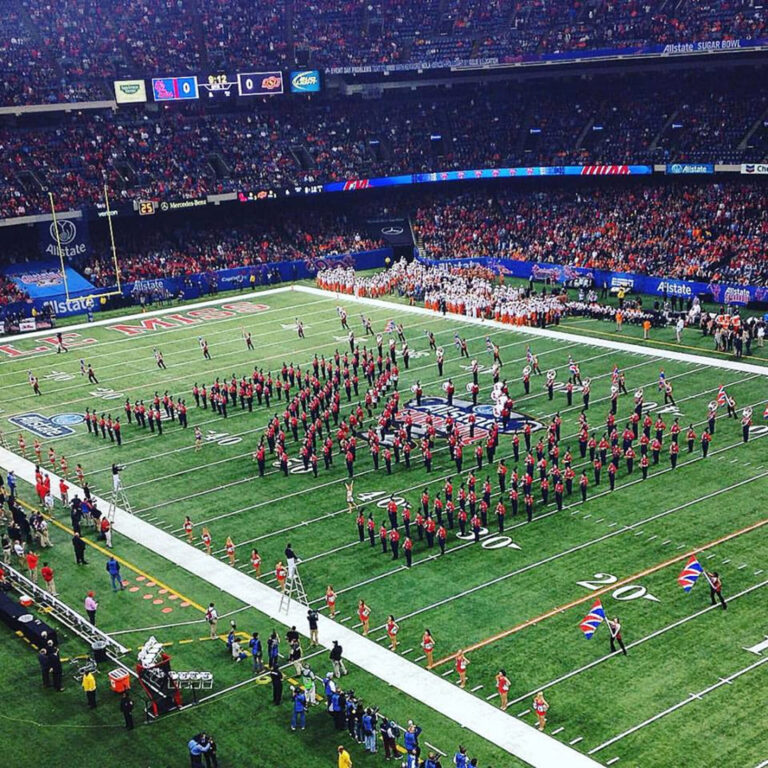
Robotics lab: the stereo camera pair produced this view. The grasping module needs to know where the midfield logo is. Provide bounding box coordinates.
[398,396,544,444]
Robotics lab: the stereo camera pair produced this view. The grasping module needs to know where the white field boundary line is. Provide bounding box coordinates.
[333,465,768,628]
[588,655,768,754]
[0,446,602,768]
[505,579,768,708]
[297,286,768,379]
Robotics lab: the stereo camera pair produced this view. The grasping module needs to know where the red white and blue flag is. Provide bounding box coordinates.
[526,346,534,365]
[384,319,396,333]
[716,385,727,406]
[486,336,493,352]
[678,556,704,592]
[611,364,620,383]
[569,360,580,375]
[579,599,606,639]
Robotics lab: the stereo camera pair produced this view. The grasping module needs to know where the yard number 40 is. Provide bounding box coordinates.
[577,572,660,603]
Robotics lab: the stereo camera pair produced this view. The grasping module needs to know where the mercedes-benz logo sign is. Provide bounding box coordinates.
[50,219,77,245]
[381,226,404,236]
[160,201,169,211]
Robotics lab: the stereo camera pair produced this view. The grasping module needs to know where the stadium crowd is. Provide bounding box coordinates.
[1,69,766,220]
[0,0,765,104]
[413,183,768,285]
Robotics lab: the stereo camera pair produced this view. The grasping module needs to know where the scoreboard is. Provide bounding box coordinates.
[152,76,199,101]
[133,69,303,104]
[237,71,284,96]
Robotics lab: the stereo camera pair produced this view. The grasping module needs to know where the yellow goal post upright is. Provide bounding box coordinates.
[47,188,125,310]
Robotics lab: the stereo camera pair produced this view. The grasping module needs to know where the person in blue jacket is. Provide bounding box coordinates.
[404,720,422,757]
[290,686,307,731]
[105,556,124,592]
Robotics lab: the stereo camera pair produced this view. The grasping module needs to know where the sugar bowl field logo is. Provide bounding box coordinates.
[9,412,84,439]
[392,396,543,444]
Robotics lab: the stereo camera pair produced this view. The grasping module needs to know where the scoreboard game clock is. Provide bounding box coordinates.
[138,201,157,216]
[200,73,236,98]
[152,76,199,101]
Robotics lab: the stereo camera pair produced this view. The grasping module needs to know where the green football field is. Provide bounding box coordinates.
[0,282,766,768]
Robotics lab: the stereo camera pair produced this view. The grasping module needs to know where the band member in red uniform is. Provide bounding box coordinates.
[404,536,413,567]
[701,428,712,457]
[607,616,627,655]
[708,572,727,609]
[580,471,588,502]
[686,424,697,453]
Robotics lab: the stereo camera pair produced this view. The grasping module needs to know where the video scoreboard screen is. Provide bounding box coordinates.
[152,76,199,101]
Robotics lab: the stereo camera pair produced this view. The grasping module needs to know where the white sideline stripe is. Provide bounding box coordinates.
[606,759,620,766]
[505,580,768,708]
[0,447,600,768]
[471,684,484,692]
[588,656,768,754]
[551,727,564,735]
[297,286,768,378]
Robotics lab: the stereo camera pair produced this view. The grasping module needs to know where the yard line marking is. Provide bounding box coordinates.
[517,709,530,717]
[309,443,766,609]
[442,669,454,677]
[425,743,447,757]
[738,564,748,570]
[570,737,584,745]
[594,518,604,524]
[606,758,621,766]
[588,656,768,754]
[401,648,413,656]
[427,493,768,667]
[721,559,731,564]
[755,570,764,575]
[471,684,484,692]
[486,693,499,701]
[661,539,671,545]
[551,727,565,735]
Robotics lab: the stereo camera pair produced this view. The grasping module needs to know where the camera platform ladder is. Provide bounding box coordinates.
[107,484,133,522]
[279,567,308,614]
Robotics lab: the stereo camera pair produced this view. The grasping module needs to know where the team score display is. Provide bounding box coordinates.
[237,71,284,97]
[577,572,661,603]
[138,201,156,216]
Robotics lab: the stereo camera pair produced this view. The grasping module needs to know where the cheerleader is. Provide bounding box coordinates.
[386,615,399,651]
[251,548,262,578]
[325,585,338,617]
[183,516,194,543]
[533,691,549,731]
[496,669,511,711]
[358,600,371,636]
[421,629,435,669]
[201,527,212,555]
[455,649,470,688]
[225,536,236,566]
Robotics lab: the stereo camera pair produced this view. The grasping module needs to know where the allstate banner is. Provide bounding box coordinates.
[37,217,93,270]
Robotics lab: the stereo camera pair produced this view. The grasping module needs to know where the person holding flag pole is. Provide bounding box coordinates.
[607,616,627,656]
[678,555,726,608]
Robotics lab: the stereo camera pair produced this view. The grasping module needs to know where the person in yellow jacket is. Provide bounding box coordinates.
[337,745,352,768]
[82,671,97,708]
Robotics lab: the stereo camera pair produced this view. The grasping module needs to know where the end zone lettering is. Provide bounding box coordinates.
[9,412,76,439]
[108,302,269,336]
[0,332,97,358]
